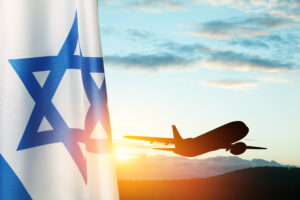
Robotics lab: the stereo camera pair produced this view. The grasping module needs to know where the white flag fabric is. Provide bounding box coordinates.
[0,0,119,199]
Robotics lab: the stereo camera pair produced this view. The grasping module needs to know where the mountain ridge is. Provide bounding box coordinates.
[116,155,296,180]
[118,167,300,200]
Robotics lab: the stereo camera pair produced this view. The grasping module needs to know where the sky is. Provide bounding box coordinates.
[97,0,300,166]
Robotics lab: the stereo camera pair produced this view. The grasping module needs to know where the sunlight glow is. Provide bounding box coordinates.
[116,154,132,160]
[114,146,134,161]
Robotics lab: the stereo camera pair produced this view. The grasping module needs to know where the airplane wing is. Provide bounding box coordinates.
[246,146,267,150]
[124,136,175,144]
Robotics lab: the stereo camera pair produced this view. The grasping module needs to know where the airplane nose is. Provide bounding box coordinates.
[240,122,249,135]
[236,121,249,135]
[244,124,249,134]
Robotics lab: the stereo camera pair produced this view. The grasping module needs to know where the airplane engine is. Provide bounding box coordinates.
[230,142,246,155]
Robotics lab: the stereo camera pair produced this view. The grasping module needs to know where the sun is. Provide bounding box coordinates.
[114,146,134,161]
[116,154,132,160]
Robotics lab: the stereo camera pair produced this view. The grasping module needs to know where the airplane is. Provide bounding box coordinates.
[124,121,266,157]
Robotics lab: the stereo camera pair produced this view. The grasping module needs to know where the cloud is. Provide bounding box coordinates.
[192,22,267,40]
[126,28,153,40]
[192,16,294,40]
[104,52,195,71]
[101,0,187,12]
[126,0,186,12]
[160,42,210,55]
[269,1,300,22]
[264,34,283,42]
[103,41,205,72]
[101,26,154,41]
[202,80,259,90]
[230,39,269,49]
[195,0,274,11]
[256,75,296,85]
[116,155,295,180]
[243,16,293,29]
[200,50,295,73]
[159,42,298,74]
[104,41,298,74]
[185,75,297,91]
[197,0,300,21]
[101,0,300,21]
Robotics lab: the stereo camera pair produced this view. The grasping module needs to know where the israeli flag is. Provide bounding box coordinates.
[0,1,119,199]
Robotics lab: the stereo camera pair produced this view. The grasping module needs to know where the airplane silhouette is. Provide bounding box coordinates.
[124,121,266,156]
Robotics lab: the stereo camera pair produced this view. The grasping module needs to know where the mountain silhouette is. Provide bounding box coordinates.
[116,155,294,180]
[118,167,300,200]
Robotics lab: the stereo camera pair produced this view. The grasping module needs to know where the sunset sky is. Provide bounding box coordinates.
[98,0,300,166]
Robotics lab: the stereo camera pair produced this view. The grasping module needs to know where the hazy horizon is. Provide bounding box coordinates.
[115,153,297,180]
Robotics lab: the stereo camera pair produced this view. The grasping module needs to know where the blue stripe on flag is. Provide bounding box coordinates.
[0,155,32,200]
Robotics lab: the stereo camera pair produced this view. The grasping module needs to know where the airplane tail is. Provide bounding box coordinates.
[172,125,182,141]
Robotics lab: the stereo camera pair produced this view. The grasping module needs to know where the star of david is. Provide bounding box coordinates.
[9,13,112,184]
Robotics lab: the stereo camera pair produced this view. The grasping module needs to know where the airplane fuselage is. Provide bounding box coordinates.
[173,121,249,157]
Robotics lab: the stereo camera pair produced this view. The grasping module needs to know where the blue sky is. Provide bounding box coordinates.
[98,0,300,165]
